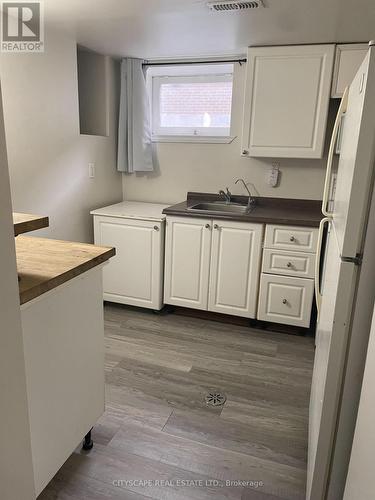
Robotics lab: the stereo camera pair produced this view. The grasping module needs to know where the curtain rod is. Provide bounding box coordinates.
[142,58,247,67]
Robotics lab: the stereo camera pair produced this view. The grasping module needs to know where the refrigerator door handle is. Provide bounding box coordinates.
[322,87,349,217]
[315,217,331,315]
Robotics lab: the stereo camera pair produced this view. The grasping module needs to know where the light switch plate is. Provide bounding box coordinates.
[88,163,95,178]
[267,164,280,187]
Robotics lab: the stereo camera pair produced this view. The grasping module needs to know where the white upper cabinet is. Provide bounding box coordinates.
[331,44,368,98]
[242,44,335,158]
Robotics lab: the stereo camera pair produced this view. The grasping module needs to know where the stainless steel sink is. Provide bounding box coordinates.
[188,202,251,214]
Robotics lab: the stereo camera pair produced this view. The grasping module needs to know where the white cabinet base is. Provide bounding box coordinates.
[21,268,105,497]
[258,274,314,328]
[94,216,165,310]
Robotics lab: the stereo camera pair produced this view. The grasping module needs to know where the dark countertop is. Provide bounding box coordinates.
[163,193,323,228]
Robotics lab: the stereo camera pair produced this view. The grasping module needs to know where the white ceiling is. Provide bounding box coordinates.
[46,0,375,59]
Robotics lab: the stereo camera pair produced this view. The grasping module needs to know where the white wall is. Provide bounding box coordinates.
[122,63,335,204]
[344,306,375,500]
[0,82,36,500]
[0,28,123,243]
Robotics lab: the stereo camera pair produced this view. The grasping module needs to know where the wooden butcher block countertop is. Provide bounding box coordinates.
[13,212,49,236]
[17,236,115,305]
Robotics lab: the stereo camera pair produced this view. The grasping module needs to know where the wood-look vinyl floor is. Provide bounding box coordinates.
[39,304,315,500]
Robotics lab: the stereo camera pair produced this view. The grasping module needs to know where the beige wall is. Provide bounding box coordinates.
[123,63,336,205]
[0,82,35,500]
[0,28,123,243]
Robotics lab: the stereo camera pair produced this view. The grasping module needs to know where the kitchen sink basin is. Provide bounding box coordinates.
[188,202,251,214]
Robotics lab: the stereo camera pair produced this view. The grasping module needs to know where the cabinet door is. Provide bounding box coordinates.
[208,220,263,318]
[242,44,335,158]
[94,216,164,310]
[164,216,212,310]
[331,44,368,98]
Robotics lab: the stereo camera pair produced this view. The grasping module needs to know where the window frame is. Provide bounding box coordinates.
[147,63,235,144]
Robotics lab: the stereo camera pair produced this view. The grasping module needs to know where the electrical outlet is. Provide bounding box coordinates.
[267,163,280,187]
[88,163,95,178]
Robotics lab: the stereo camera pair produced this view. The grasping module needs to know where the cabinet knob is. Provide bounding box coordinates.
[290,236,295,242]
[242,149,249,155]
[154,225,159,231]
[214,224,219,230]
[205,224,211,229]
[282,299,288,305]
[287,262,293,268]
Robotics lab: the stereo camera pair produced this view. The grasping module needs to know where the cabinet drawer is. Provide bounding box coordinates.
[262,249,316,279]
[258,274,314,328]
[265,225,318,253]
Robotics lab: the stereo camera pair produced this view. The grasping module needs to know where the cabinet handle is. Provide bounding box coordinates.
[282,299,288,305]
[287,262,293,268]
[154,225,159,231]
[290,236,295,242]
[205,224,211,229]
[214,224,219,230]
[242,149,249,155]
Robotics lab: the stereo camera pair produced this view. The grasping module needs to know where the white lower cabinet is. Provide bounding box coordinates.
[258,274,315,328]
[164,217,212,310]
[93,214,165,310]
[164,216,263,318]
[259,223,318,328]
[208,220,263,318]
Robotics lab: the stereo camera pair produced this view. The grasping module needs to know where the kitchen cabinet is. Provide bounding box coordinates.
[331,44,368,98]
[208,220,263,318]
[262,248,316,279]
[92,202,168,310]
[264,224,319,253]
[258,224,318,328]
[164,216,263,318]
[16,235,114,496]
[258,274,315,328]
[242,44,335,158]
[21,267,106,496]
[164,216,212,310]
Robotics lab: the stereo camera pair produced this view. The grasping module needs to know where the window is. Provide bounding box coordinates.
[147,64,234,143]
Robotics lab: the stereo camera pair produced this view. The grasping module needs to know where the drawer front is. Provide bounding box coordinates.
[262,249,316,279]
[265,225,319,253]
[258,274,314,328]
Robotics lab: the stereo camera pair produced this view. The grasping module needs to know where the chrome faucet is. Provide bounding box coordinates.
[235,178,255,211]
[219,187,232,204]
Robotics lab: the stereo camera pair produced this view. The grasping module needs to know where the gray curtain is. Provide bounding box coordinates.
[117,58,154,173]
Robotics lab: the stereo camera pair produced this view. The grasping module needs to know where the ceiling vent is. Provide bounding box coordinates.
[207,0,264,11]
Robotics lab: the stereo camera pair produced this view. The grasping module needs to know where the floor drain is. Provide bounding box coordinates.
[205,391,227,407]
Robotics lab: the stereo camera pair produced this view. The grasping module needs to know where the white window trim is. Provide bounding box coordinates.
[146,63,235,144]
[152,135,236,144]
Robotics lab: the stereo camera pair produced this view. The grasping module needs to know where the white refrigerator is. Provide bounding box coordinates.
[307,43,375,500]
